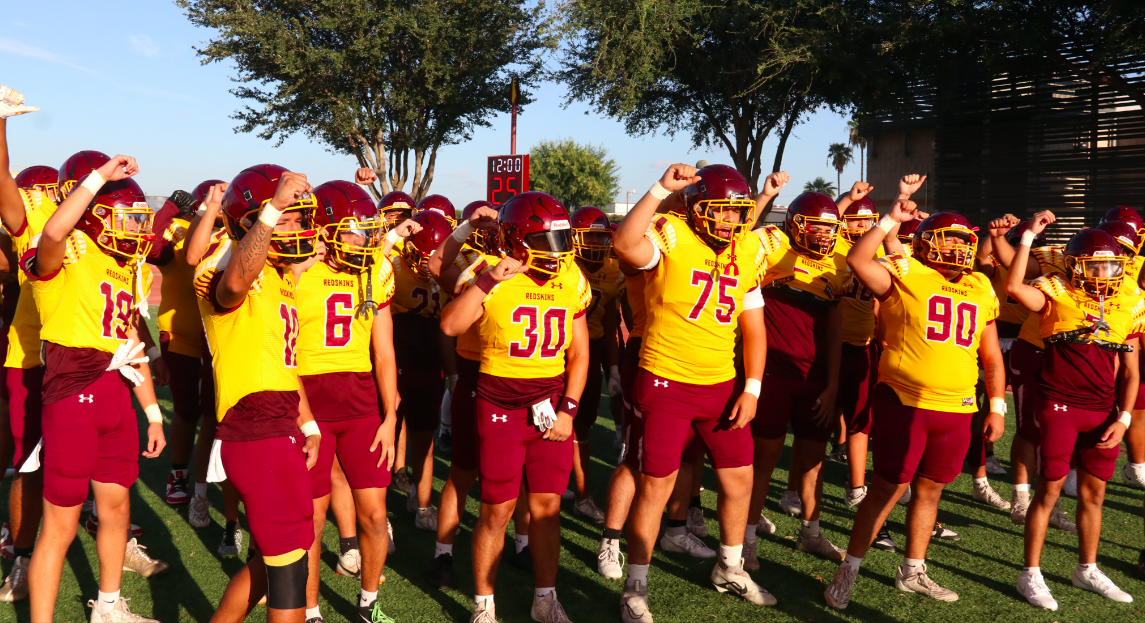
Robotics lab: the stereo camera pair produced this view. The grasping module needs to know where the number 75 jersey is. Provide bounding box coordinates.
[295,260,395,376]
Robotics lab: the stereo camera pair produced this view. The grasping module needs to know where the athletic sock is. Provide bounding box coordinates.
[96,590,120,615]
[1014,483,1030,493]
[1078,562,1097,572]
[800,519,820,537]
[1023,566,1040,574]
[435,541,453,557]
[689,495,702,510]
[744,523,758,543]
[843,553,863,569]
[194,482,208,498]
[360,589,378,607]
[718,544,743,567]
[902,558,925,574]
[515,534,529,554]
[340,535,360,555]
[305,606,321,620]
[973,477,988,488]
[626,563,649,589]
[475,595,494,609]
[602,527,623,541]
[534,587,555,602]
[665,518,687,538]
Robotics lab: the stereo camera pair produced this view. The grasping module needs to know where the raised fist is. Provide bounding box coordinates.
[491,257,526,282]
[988,214,1020,238]
[272,171,311,208]
[848,181,874,202]
[899,174,927,197]
[203,183,228,213]
[659,164,702,192]
[394,219,422,239]
[760,171,790,198]
[354,168,378,186]
[469,206,499,230]
[1028,210,1056,236]
[97,155,139,182]
[0,86,38,119]
[888,199,918,223]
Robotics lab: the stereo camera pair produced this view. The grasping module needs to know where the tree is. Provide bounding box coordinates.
[804,177,836,196]
[827,143,853,197]
[178,0,548,199]
[848,118,866,181]
[529,138,621,209]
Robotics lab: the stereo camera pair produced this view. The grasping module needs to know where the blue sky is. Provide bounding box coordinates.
[1,2,863,207]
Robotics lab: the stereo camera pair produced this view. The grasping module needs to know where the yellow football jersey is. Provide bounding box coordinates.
[1031,273,1145,343]
[453,251,498,361]
[825,236,880,346]
[156,217,206,358]
[876,254,999,412]
[625,270,647,339]
[5,189,57,368]
[195,240,301,421]
[389,255,448,318]
[581,258,625,340]
[456,264,591,379]
[989,263,1031,328]
[756,226,850,300]
[639,213,766,384]
[28,229,152,355]
[1032,245,1067,276]
[296,260,395,376]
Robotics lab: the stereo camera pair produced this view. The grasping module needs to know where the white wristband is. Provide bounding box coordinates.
[649,181,672,201]
[257,202,285,227]
[743,378,762,399]
[300,420,321,437]
[385,229,402,246]
[144,404,163,424]
[452,221,475,242]
[877,215,897,234]
[1020,229,1037,247]
[80,171,106,196]
[1119,410,1133,427]
[989,397,1007,415]
[146,346,161,362]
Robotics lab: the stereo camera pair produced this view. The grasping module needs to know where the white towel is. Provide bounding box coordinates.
[206,439,227,483]
[19,438,42,473]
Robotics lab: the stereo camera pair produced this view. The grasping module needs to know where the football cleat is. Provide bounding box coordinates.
[425,552,455,588]
[336,548,362,579]
[218,524,243,557]
[469,599,498,623]
[530,592,573,623]
[387,518,396,554]
[391,468,412,495]
[0,522,12,560]
[661,531,716,559]
[796,533,846,560]
[711,559,777,606]
[778,490,802,517]
[573,497,605,524]
[972,480,1011,510]
[166,470,190,505]
[825,563,859,610]
[437,429,453,456]
[1123,462,1145,488]
[1062,469,1078,497]
[897,485,912,505]
[1049,502,1078,534]
[827,443,848,463]
[414,507,439,532]
[0,555,29,602]
[88,597,158,623]
[687,506,709,537]
[1073,565,1133,602]
[845,485,868,508]
[743,540,760,571]
[1011,499,1029,525]
[895,563,958,601]
[123,539,168,577]
[756,512,777,535]
[872,523,896,552]
[984,455,1007,475]
[188,494,211,528]
[358,600,396,623]
[931,522,960,541]
[620,580,654,623]
[597,538,624,580]
[1017,569,1058,610]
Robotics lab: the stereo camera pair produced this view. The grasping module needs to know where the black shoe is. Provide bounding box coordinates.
[509,544,533,571]
[438,430,453,456]
[425,553,455,588]
[827,443,848,463]
[872,523,895,552]
[1137,550,1145,579]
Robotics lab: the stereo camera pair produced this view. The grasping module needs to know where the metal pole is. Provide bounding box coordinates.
[511,102,517,155]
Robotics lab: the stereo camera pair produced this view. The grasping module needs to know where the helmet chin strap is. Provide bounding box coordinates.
[1093,290,1111,337]
[357,264,378,318]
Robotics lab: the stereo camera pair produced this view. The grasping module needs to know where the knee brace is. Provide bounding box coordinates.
[265,551,308,610]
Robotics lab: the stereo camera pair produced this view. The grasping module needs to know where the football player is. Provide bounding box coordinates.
[24,153,166,623]
[378,190,416,231]
[567,206,623,523]
[389,209,454,530]
[439,191,589,623]
[1006,214,1141,609]
[297,180,398,623]
[196,164,321,623]
[825,202,1006,609]
[612,164,784,622]
[747,191,849,565]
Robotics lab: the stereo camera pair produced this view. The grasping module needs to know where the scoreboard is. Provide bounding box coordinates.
[487,154,529,207]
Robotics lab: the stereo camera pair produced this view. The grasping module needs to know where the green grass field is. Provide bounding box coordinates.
[2,315,1145,622]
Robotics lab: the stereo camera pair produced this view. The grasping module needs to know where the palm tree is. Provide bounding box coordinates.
[848,118,867,180]
[803,177,837,195]
[827,142,853,197]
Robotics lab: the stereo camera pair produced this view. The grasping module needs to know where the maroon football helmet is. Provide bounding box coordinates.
[1004,220,1048,249]
[15,165,60,202]
[683,165,756,248]
[897,218,921,245]
[58,150,110,199]
[570,206,612,263]
[220,164,318,264]
[840,197,877,243]
[1095,221,1138,257]
[1100,206,1145,253]
[498,191,573,278]
[785,192,841,258]
[461,200,500,256]
[313,180,384,271]
[414,194,457,227]
[1065,228,1126,298]
[77,177,155,260]
[912,212,978,272]
[402,210,453,280]
[378,191,415,229]
[189,179,226,209]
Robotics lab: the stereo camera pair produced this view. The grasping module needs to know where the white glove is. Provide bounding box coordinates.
[608,365,623,398]
[537,411,557,431]
[106,338,149,387]
[0,86,38,119]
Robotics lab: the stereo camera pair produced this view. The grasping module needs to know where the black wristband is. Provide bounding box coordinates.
[558,396,579,418]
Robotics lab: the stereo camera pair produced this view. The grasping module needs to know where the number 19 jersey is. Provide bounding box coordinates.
[640,213,766,385]
[296,260,395,376]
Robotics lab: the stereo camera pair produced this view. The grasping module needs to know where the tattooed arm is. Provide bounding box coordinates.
[215,172,310,309]
[978,323,1006,443]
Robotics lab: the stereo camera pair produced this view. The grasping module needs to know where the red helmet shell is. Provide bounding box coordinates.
[58,150,110,198]
[897,218,921,241]
[15,165,59,200]
[785,192,841,258]
[570,206,612,263]
[912,212,978,271]
[313,180,385,270]
[498,191,573,277]
[1095,220,1140,255]
[77,177,154,260]
[402,210,453,279]
[190,179,226,209]
[683,164,755,248]
[1101,206,1144,232]
[461,200,494,221]
[840,197,877,243]
[1065,228,1127,298]
[221,164,317,262]
[460,200,500,256]
[378,191,415,228]
[1004,221,1048,249]
[415,194,457,225]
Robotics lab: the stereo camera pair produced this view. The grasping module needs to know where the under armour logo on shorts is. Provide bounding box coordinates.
[78,394,94,403]
[654,380,669,388]
[1053,404,1068,412]
[492,414,507,423]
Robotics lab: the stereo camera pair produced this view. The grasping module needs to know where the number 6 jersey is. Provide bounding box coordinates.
[296,260,395,376]
[876,254,999,412]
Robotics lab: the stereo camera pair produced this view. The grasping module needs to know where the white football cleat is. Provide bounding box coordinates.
[711,559,777,606]
[778,490,802,516]
[1073,565,1133,603]
[597,538,624,579]
[661,531,716,559]
[1017,568,1058,610]
[1062,470,1078,497]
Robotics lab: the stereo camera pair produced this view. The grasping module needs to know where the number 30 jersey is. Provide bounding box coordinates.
[296,260,395,376]
[640,213,767,385]
[457,264,591,379]
[876,254,999,412]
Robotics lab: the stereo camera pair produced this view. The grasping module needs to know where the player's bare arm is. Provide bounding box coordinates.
[296,382,321,470]
[753,170,791,212]
[1100,344,1140,449]
[1005,211,1056,311]
[380,217,421,258]
[184,182,226,266]
[729,305,765,430]
[986,214,1024,273]
[614,164,701,268]
[812,305,843,426]
[429,204,497,282]
[216,171,310,309]
[546,313,589,442]
[978,324,1007,442]
[37,155,138,277]
[370,308,399,469]
[0,119,27,235]
[849,199,916,297]
[439,256,525,336]
[896,173,927,202]
[835,180,873,213]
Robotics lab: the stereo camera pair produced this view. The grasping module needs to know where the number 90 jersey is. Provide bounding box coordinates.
[640,213,766,385]
[295,260,395,376]
[458,264,591,379]
[29,229,151,354]
[876,254,999,413]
